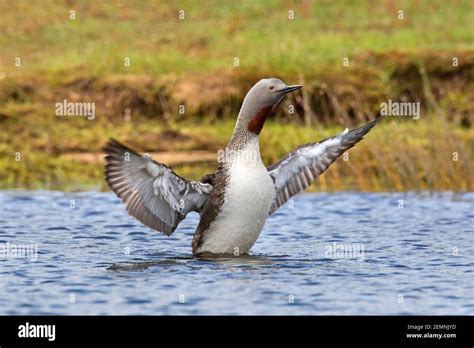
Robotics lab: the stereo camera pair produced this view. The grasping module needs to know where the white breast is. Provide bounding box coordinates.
[196,139,275,255]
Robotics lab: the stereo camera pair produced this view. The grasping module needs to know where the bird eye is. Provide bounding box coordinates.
[269,85,274,90]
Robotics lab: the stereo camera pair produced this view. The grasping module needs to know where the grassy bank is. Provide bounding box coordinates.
[1,112,473,191]
[0,0,472,191]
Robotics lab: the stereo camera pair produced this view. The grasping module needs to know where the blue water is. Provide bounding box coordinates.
[0,190,472,315]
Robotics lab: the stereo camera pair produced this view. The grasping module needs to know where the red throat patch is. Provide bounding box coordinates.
[247,105,273,134]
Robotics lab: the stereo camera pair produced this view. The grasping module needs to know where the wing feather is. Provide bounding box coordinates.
[268,118,380,214]
[104,139,212,235]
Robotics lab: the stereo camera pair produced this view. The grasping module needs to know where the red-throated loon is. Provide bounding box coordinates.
[104,78,379,256]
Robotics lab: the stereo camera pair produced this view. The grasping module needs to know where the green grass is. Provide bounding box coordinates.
[0,0,472,79]
[1,107,472,191]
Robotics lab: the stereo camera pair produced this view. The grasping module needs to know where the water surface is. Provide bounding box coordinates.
[0,190,472,315]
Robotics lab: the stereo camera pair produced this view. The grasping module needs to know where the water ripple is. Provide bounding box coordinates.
[0,190,472,315]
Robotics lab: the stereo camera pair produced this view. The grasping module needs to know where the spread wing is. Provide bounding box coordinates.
[104,139,212,235]
[268,118,379,214]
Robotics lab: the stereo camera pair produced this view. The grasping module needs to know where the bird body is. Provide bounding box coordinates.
[194,136,275,255]
[104,78,379,257]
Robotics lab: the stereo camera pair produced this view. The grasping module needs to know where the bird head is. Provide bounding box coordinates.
[236,78,302,135]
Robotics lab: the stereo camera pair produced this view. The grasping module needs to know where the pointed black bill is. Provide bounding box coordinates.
[278,85,303,94]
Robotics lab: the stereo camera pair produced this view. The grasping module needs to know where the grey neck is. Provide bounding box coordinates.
[228,127,257,151]
[228,98,259,150]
